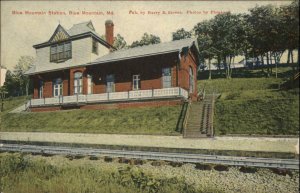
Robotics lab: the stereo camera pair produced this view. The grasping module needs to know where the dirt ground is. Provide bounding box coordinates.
[0,132,298,154]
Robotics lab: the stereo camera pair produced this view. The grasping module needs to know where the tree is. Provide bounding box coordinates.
[193,20,215,79]
[14,56,34,96]
[278,0,299,66]
[172,28,192,41]
[3,70,18,96]
[4,56,34,97]
[113,34,128,50]
[0,86,8,112]
[130,33,161,48]
[194,13,248,79]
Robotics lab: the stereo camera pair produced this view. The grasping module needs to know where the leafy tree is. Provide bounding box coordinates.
[194,13,248,79]
[0,86,8,111]
[4,56,34,96]
[130,33,161,48]
[14,56,34,96]
[193,20,215,79]
[3,70,18,96]
[113,34,128,50]
[278,0,299,65]
[172,28,192,41]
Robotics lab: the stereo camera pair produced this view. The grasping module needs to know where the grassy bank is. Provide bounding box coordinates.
[198,65,299,135]
[0,105,183,135]
[1,153,298,193]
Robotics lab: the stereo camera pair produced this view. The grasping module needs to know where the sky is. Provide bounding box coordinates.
[1,0,291,70]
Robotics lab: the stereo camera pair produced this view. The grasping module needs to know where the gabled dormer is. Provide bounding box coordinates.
[48,25,72,63]
[29,21,116,74]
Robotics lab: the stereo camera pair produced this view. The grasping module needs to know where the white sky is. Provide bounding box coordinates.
[1,1,291,70]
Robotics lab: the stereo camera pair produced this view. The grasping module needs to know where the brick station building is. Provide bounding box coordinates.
[25,20,200,111]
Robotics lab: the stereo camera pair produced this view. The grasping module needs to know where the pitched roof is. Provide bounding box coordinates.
[90,38,198,65]
[25,38,198,75]
[67,21,101,37]
[33,21,106,48]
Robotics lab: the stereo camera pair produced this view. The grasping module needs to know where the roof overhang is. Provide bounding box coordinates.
[33,32,116,50]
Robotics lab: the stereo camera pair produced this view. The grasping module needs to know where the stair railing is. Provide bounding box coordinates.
[210,92,215,137]
[183,101,191,138]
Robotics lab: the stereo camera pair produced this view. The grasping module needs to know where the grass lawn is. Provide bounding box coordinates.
[198,64,299,135]
[0,104,183,135]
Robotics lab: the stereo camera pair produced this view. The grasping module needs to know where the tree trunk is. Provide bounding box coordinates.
[266,52,270,77]
[269,52,273,74]
[287,50,291,64]
[297,48,300,71]
[231,56,235,78]
[26,81,29,96]
[208,58,212,80]
[260,55,265,73]
[291,51,294,64]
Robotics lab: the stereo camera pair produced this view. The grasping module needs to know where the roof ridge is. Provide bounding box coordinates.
[112,38,195,54]
[70,20,91,27]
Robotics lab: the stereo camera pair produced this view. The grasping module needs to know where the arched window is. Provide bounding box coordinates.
[74,72,83,94]
[189,67,194,93]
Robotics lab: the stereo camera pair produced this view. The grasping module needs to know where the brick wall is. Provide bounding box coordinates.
[86,53,178,94]
[178,50,198,100]
[32,50,198,101]
[32,70,70,99]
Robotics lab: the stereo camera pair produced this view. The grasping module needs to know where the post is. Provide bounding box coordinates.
[128,90,130,99]
[76,94,78,103]
[152,88,154,97]
[44,97,45,105]
[108,92,110,100]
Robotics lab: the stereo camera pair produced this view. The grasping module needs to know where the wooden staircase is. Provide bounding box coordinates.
[183,95,215,138]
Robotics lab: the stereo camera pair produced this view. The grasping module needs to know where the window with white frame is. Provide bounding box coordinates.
[162,67,172,88]
[87,74,93,94]
[106,74,115,93]
[38,80,44,98]
[53,78,63,97]
[132,74,140,90]
[74,72,83,95]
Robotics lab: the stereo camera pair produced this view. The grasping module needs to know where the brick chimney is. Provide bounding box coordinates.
[105,20,114,47]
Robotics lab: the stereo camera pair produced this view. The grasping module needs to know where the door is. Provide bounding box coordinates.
[106,74,115,93]
[53,78,62,97]
[87,74,93,94]
[162,67,172,88]
[74,72,83,95]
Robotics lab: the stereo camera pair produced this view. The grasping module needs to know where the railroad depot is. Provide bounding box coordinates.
[25,20,200,112]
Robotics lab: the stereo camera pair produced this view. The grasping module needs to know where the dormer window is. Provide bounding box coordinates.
[92,38,98,54]
[50,42,72,62]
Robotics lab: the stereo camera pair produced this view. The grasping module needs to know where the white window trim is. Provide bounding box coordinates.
[74,72,83,95]
[132,74,140,90]
[53,78,63,97]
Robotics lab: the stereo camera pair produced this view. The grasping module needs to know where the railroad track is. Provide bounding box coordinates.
[0,143,298,170]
